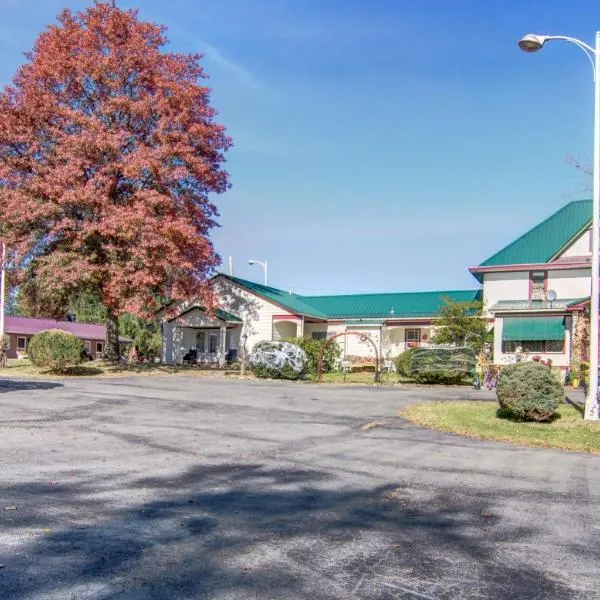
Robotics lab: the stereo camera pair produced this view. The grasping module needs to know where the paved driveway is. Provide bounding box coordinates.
[0,377,598,600]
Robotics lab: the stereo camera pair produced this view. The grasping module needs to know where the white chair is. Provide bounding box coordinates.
[341,360,352,373]
[382,360,396,373]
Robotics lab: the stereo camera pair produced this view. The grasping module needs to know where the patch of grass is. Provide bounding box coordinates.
[0,359,241,379]
[312,371,472,386]
[400,400,600,454]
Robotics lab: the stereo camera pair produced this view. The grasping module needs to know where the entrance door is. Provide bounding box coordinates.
[209,333,218,354]
[196,331,206,352]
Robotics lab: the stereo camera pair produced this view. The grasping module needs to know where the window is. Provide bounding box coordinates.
[502,340,563,353]
[17,337,27,351]
[96,342,104,354]
[530,271,546,300]
[312,331,327,341]
[405,329,421,343]
[84,341,91,354]
[196,331,206,352]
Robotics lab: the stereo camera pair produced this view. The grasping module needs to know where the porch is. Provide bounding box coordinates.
[162,307,243,366]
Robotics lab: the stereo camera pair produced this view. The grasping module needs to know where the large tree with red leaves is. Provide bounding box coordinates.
[0,2,231,358]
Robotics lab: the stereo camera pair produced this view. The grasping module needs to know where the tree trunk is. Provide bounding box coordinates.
[104,310,121,361]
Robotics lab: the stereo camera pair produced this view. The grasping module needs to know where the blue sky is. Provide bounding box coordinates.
[0,1,597,294]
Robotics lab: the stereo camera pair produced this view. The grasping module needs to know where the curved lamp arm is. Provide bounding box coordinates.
[547,36,596,75]
[520,34,596,77]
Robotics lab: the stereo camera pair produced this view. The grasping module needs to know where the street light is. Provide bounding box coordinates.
[248,259,268,286]
[519,31,600,421]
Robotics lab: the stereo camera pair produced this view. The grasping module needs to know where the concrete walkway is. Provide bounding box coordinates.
[0,377,598,599]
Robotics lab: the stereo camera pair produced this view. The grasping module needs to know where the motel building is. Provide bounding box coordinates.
[160,200,594,372]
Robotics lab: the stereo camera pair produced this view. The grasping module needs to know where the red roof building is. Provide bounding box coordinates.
[4,316,130,359]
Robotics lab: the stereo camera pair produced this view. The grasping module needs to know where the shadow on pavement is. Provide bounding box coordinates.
[0,380,63,393]
[0,462,582,600]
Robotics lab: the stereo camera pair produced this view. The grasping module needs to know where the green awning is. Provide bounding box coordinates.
[502,317,565,342]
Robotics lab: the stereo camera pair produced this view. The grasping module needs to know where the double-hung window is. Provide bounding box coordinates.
[530,271,546,301]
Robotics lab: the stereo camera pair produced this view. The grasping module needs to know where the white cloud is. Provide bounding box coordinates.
[195,39,262,92]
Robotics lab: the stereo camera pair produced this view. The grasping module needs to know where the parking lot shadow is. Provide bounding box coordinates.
[0,380,63,393]
[0,462,583,600]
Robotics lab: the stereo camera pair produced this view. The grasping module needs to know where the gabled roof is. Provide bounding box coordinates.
[220,274,481,320]
[302,289,482,319]
[217,274,328,318]
[475,199,591,269]
[167,305,242,323]
[5,316,131,342]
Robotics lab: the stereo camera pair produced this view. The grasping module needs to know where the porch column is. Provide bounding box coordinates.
[297,316,305,338]
[219,325,227,367]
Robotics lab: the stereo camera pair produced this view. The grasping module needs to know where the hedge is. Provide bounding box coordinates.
[402,347,476,384]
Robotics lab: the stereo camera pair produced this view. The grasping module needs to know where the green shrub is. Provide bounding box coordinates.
[404,347,476,384]
[285,336,341,374]
[28,329,84,373]
[249,340,308,380]
[396,347,419,378]
[496,362,564,422]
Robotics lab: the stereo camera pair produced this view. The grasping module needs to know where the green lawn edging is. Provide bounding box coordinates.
[400,400,600,454]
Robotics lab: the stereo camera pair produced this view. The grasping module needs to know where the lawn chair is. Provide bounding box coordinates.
[341,360,352,373]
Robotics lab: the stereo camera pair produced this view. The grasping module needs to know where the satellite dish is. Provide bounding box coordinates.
[546,289,557,302]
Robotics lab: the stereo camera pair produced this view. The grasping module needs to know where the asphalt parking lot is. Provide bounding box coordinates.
[0,377,598,599]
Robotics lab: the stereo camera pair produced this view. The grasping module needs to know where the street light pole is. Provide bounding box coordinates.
[588,31,600,420]
[519,32,600,420]
[248,259,268,286]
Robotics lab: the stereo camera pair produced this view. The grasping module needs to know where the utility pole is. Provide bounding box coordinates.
[0,241,5,338]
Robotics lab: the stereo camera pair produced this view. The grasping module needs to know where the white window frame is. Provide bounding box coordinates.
[530,271,546,301]
[17,336,27,351]
[96,342,104,355]
[405,329,421,343]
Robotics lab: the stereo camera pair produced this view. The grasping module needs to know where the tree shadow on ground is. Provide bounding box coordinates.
[496,407,562,424]
[0,379,63,393]
[0,463,584,600]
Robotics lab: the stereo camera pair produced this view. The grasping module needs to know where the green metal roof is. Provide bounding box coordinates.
[302,289,482,319]
[478,200,591,268]
[218,275,328,318]
[168,305,242,323]
[502,316,565,341]
[214,309,243,323]
[219,275,481,320]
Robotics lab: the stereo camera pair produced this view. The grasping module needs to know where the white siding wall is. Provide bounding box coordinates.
[559,228,591,258]
[547,268,590,299]
[483,271,529,311]
[345,327,381,358]
[212,276,294,352]
[383,326,433,357]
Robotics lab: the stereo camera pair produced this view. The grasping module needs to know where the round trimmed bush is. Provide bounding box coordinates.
[496,362,564,422]
[28,329,85,373]
[249,340,308,380]
[396,347,419,378]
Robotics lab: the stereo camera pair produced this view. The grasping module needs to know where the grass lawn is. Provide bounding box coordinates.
[314,372,472,386]
[400,400,600,454]
[0,359,242,379]
[314,371,402,385]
